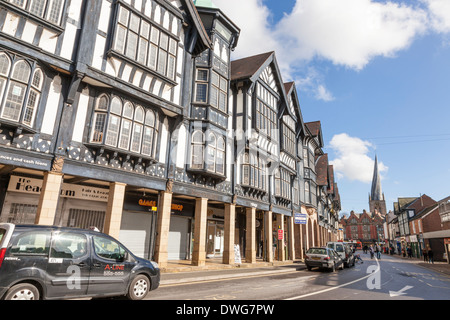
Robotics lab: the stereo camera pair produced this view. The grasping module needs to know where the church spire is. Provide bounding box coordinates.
[370,155,383,201]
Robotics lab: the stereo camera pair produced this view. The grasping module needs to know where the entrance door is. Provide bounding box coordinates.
[168,216,189,260]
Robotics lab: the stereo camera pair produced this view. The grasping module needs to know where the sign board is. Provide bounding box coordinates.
[278,229,284,240]
[8,176,109,202]
[234,244,242,264]
[294,213,307,224]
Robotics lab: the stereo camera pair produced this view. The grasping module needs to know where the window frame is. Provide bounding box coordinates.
[6,0,66,26]
[89,94,159,160]
[0,53,43,129]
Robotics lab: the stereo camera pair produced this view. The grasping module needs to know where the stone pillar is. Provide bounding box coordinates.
[276,214,285,261]
[223,203,236,264]
[154,190,173,268]
[35,172,63,226]
[287,216,295,261]
[192,197,208,266]
[245,207,256,263]
[103,182,126,239]
[264,210,273,263]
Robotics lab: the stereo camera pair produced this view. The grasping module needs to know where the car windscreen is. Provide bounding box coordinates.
[307,248,327,255]
[335,244,344,252]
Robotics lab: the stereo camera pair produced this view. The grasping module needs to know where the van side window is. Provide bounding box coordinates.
[93,235,126,261]
[50,233,88,259]
[10,232,50,255]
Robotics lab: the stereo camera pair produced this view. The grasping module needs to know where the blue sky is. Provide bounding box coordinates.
[213,0,450,215]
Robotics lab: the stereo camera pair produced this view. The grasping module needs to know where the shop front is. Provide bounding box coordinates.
[1,175,109,229]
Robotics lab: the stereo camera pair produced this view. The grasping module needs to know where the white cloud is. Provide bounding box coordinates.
[422,0,450,33]
[276,0,428,71]
[213,0,448,100]
[328,133,388,183]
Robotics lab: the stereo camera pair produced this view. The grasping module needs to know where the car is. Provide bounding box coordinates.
[305,247,344,272]
[0,223,160,300]
[327,242,355,268]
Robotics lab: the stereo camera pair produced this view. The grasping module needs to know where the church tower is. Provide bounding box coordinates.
[369,156,387,215]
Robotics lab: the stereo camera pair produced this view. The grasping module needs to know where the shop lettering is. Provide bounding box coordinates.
[138,199,183,211]
[14,177,76,197]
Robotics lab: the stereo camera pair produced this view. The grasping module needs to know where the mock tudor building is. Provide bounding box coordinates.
[0,0,341,268]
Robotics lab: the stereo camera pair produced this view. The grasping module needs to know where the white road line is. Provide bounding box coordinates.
[285,258,381,300]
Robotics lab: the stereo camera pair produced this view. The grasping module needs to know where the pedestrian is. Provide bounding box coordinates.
[428,248,434,264]
[369,245,374,259]
[375,244,381,259]
[407,247,412,258]
[423,249,428,262]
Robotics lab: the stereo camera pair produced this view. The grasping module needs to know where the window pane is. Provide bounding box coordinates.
[142,126,154,156]
[110,97,122,114]
[118,119,131,149]
[145,110,155,127]
[12,61,31,82]
[51,233,88,259]
[3,82,26,121]
[191,145,204,169]
[195,83,207,103]
[130,123,142,153]
[23,89,39,126]
[11,232,50,256]
[0,54,11,76]
[125,32,138,59]
[115,26,127,54]
[148,44,158,70]
[92,113,106,143]
[157,50,167,75]
[105,115,120,146]
[29,0,46,17]
[93,236,126,261]
[46,0,64,24]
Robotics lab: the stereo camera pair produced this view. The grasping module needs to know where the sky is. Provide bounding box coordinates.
[213,0,450,216]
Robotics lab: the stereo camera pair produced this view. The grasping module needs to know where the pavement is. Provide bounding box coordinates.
[159,253,450,286]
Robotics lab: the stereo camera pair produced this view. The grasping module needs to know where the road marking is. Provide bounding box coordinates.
[285,259,381,300]
[389,285,414,297]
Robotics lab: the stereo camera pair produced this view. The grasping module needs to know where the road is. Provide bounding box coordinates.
[148,252,450,301]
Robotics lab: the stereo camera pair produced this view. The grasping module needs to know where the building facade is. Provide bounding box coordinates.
[0,0,341,268]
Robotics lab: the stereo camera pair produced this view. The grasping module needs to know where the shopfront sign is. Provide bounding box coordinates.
[294,213,307,224]
[278,229,284,240]
[0,153,51,171]
[8,176,109,202]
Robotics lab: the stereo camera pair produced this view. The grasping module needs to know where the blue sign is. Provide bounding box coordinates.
[294,213,307,224]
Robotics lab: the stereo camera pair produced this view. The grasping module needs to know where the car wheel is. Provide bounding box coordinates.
[127,274,150,300]
[4,283,40,300]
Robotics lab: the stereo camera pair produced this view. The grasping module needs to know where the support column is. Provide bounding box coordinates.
[245,207,256,263]
[35,172,63,226]
[276,214,285,261]
[223,203,236,265]
[103,182,126,239]
[192,197,208,266]
[264,210,273,263]
[287,216,295,261]
[154,190,173,268]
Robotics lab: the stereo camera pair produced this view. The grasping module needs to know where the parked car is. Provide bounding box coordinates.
[305,247,344,272]
[0,223,160,300]
[327,242,355,268]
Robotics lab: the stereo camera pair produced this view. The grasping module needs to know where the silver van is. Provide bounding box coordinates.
[327,242,355,268]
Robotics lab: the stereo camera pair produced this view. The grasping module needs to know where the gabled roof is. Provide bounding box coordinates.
[183,0,213,54]
[231,51,275,82]
[284,81,305,134]
[305,121,324,148]
[315,154,329,186]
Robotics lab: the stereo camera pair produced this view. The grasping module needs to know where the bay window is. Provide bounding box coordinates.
[113,4,178,80]
[0,52,43,128]
[6,0,65,25]
[90,94,159,159]
[242,152,267,191]
[190,130,226,176]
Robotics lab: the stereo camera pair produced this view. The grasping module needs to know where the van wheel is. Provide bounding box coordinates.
[127,275,150,300]
[4,283,40,300]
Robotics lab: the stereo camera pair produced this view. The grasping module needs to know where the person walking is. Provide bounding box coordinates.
[423,249,428,262]
[428,248,434,264]
[375,244,381,259]
[369,245,374,259]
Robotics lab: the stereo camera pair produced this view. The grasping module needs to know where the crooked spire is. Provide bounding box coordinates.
[370,155,383,201]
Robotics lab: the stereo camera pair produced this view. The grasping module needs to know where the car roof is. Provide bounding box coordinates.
[3,223,102,236]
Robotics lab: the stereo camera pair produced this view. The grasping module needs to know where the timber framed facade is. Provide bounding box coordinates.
[0,0,341,268]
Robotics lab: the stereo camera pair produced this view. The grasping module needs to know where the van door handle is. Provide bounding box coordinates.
[93,263,101,268]
[76,262,87,267]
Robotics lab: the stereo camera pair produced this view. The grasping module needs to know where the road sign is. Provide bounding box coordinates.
[278,229,284,240]
[294,213,307,224]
